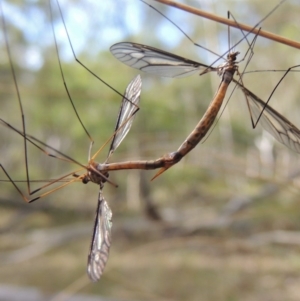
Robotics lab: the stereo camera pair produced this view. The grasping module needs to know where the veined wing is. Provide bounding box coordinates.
[87,75,142,281]
[110,42,213,78]
[235,80,300,153]
[87,187,112,282]
[110,74,142,154]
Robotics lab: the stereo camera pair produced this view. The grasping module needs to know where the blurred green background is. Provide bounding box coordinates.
[1,0,300,300]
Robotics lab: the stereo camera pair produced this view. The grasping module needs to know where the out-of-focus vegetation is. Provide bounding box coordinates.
[1,0,300,300]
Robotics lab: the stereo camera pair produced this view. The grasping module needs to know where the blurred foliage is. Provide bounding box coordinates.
[1,0,300,300]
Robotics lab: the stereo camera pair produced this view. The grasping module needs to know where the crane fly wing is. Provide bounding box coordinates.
[110,74,142,154]
[236,81,300,153]
[87,187,112,282]
[110,42,212,78]
[87,75,142,281]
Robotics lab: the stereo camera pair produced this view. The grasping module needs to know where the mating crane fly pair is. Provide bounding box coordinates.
[2,0,300,282]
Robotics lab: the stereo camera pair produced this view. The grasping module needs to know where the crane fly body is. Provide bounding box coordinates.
[96,49,240,178]
[105,1,300,177]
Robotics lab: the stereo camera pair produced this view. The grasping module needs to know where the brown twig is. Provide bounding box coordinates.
[152,0,300,50]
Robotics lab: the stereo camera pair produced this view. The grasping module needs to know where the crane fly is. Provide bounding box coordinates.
[0,0,141,193]
[104,1,300,177]
[0,0,141,202]
[0,0,143,282]
[0,73,142,281]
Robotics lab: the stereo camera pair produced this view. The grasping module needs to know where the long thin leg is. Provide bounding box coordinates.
[0,1,30,195]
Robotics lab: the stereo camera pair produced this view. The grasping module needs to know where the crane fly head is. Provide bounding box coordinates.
[72,172,90,185]
[71,166,109,185]
[227,51,240,63]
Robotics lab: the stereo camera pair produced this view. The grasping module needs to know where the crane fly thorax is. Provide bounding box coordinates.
[217,51,240,77]
[86,161,109,185]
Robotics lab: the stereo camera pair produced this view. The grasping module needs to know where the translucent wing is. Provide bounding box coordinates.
[236,81,300,153]
[109,74,142,155]
[110,42,212,78]
[87,75,142,281]
[87,186,112,282]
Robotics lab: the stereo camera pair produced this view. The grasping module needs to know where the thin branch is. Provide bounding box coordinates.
[152,0,300,50]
